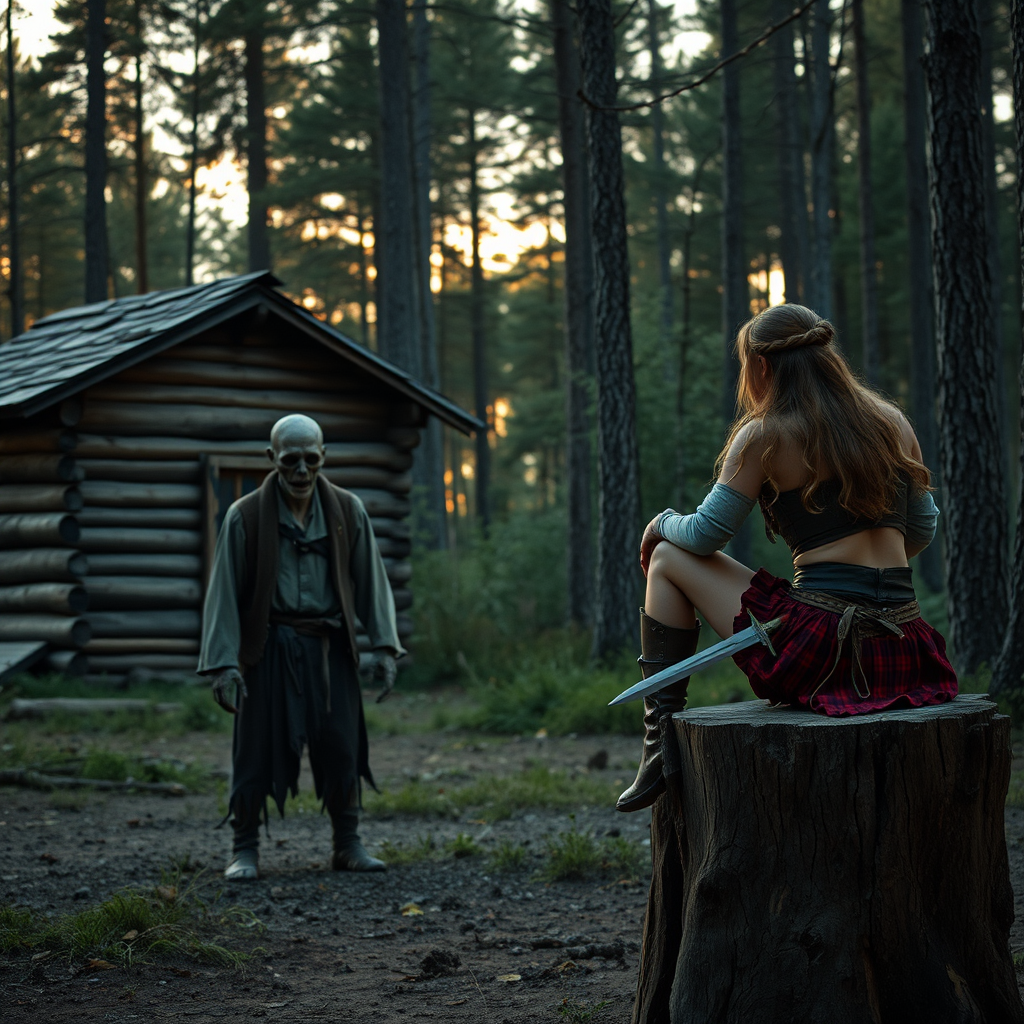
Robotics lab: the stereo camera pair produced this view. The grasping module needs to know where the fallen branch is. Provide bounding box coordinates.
[4,697,182,720]
[0,768,186,795]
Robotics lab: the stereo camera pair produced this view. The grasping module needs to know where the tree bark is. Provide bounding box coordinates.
[901,0,942,594]
[85,0,109,304]
[923,0,1007,675]
[808,0,834,319]
[991,0,1024,698]
[375,0,420,377]
[468,110,491,532]
[410,0,446,550]
[551,0,595,628]
[577,0,642,658]
[720,0,751,568]
[244,17,270,272]
[5,1,23,336]
[771,0,808,304]
[852,0,880,385]
[133,0,148,294]
[647,0,672,353]
[633,696,1023,1024]
[185,0,203,286]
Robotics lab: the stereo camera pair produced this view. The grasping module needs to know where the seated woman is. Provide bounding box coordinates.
[618,303,958,813]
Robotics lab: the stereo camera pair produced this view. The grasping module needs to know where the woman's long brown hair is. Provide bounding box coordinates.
[715,304,931,524]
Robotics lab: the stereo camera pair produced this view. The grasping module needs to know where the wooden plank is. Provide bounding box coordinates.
[78,508,203,530]
[349,488,411,518]
[78,528,201,554]
[85,609,201,638]
[0,430,77,455]
[0,615,90,647]
[0,454,82,483]
[84,637,199,654]
[44,650,88,676]
[85,576,202,610]
[322,468,412,493]
[0,549,88,584]
[0,484,83,512]
[163,343,356,373]
[83,553,202,577]
[385,561,412,585]
[0,583,88,615]
[88,381,405,420]
[370,517,412,540]
[78,402,387,441]
[85,654,198,673]
[76,459,203,483]
[0,512,80,547]
[5,698,182,720]
[75,435,412,470]
[0,641,49,684]
[376,537,411,559]
[117,357,373,393]
[79,480,202,508]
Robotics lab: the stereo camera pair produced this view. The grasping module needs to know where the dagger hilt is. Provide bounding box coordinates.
[748,611,783,657]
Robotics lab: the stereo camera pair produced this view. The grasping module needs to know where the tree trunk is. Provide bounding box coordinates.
[632,696,1023,1024]
[771,0,808,304]
[900,0,942,594]
[410,0,446,550]
[185,0,203,286]
[923,0,1007,676]
[5,1,23,337]
[468,111,490,532]
[133,0,147,294]
[808,0,834,319]
[647,0,672,353]
[376,0,420,377]
[991,0,1024,698]
[552,0,595,628]
[852,0,880,385]
[244,19,270,273]
[577,0,642,658]
[720,0,751,567]
[85,0,109,304]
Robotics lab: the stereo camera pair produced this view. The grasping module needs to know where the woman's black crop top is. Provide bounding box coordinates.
[759,475,908,557]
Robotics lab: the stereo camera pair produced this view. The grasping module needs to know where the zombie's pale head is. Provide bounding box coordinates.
[268,414,325,501]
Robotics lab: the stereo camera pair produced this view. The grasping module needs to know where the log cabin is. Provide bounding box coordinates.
[0,271,480,684]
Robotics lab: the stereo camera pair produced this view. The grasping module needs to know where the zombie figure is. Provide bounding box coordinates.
[199,414,403,879]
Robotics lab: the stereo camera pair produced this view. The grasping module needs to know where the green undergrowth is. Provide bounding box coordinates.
[0,673,228,736]
[0,872,264,967]
[375,826,645,883]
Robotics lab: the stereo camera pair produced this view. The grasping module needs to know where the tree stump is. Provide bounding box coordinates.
[633,695,1023,1024]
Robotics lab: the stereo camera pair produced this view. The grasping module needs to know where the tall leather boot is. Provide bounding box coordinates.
[224,798,261,881]
[331,810,387,872]
[616,609,701,813]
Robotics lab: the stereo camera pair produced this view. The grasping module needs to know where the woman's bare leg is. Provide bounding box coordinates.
[645,541,756,639]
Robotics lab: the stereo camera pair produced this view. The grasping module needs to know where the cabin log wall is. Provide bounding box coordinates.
[0,326,419,682]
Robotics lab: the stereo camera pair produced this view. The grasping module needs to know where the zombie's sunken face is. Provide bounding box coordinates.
[268,414,325,502]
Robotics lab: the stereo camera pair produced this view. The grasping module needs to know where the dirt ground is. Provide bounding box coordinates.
[0,699,653,1024]
[3,693,1024,1023]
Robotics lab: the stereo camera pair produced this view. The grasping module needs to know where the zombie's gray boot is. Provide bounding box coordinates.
[224,800,260,880]
[616,609,700,813]
[331,811,386,872]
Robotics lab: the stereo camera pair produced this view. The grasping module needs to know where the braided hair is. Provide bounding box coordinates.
[715,304,930,525]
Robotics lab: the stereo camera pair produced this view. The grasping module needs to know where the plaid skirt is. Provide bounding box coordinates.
[732,568,958,716]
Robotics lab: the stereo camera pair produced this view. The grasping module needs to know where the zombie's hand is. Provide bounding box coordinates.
[640,512,670,578]
[211,667,247,714]
[371,650,397,704]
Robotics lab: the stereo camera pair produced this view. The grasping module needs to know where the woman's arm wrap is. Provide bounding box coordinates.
[906,487,939,547]
[656,484,756,556]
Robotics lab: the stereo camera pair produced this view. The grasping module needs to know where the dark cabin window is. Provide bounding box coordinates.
[214,469,267,534]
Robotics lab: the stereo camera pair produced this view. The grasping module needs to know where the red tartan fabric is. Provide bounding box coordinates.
[732,568,958,716]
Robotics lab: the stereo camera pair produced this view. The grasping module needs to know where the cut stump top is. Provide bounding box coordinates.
[672,692,993,729]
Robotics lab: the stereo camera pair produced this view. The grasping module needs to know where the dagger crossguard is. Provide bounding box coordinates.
[748,611,783,657]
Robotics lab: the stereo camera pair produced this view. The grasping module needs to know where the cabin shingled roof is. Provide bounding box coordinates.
[0,271,481,434]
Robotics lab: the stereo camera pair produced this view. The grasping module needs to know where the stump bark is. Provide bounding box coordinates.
[633,695,1023,1024]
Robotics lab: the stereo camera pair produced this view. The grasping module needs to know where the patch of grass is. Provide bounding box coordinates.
[540,825,646,882]
[0,874,263,966]
[558,998,611,1022]
[377,834,437,866]
[364,763,619,822]
[48,789,91,811]
[445,833,482,858]
[488,839,528,872]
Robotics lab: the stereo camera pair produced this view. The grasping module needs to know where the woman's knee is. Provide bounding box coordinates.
[649,539,694,581]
